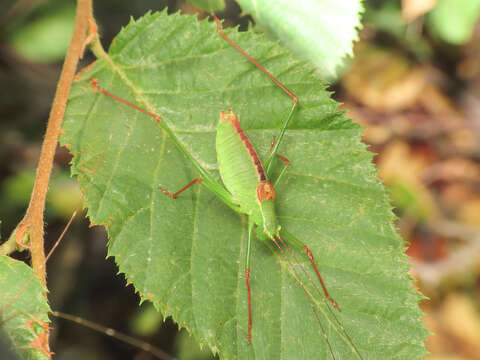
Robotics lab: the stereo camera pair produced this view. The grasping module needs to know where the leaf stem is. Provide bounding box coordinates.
[0,229,19,256]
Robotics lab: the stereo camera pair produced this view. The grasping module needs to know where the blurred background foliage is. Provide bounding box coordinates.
[1,0,480,359]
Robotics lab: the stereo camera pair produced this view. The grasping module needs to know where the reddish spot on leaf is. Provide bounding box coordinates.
[24,319,54,356]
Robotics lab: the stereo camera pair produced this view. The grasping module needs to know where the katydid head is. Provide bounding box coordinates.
[259,204,280,240]
[256,182,280,239]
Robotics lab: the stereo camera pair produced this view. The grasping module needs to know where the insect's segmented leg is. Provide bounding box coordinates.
[159,178,203,199]
[270,235,336,359]
[276,154,290,167]
[273,154,290,187]
[269,138,291,170]
[89,79,241,213]
[269,136,291,187]
[212,14,299,178]
[280,229,340,311]
[278,233,364,359]
[303,246,339,310]
[212,15,298,104]
[245,220,255,343]
[90,79,162,121]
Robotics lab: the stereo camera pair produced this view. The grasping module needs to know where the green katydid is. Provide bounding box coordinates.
[87,15,364,360]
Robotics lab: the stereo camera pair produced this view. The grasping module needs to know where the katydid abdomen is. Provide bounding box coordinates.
[216,109,279,239]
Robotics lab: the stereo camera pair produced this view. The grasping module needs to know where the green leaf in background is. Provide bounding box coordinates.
[0,256,51,360]
[1,169,82,220]
[62,10,426,359]
[236,0,363,78]
[9,5,75,63]
[427,0,480,45]
[176,329,215,360]
[187,0,225,12]
[130,302,164,336]
[364,1,406,38]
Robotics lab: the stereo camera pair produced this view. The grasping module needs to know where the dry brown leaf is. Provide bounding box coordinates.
[402,0,437,22]
[442,294,480,357]
[343,44,426,112]
[423,158,480,184]
[378,140,440,221]
[458,198,480,227]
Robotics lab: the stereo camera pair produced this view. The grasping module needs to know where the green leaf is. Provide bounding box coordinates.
[1,169,82,220]
[62,10,427,359]
[364,1,406,38]
[236,0,363,78]
[130,302,163,336]
[427,0,480,45]
[187,0,225,12]
[0,256,51,360]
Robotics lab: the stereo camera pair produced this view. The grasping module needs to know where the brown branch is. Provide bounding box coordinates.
[15,0,94,284]
[52,311,177,360]
[7,1,96,355]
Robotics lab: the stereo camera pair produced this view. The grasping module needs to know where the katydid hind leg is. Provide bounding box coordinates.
[211,14,299,177]
[280,229,339,310]
[275,232,364,359]
[304,245,340,310]
[270,236,337,359]
[159,178,202,199]
[89,79,241,213]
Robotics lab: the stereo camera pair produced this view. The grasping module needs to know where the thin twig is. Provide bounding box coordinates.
[12,0,94,282]
[4,1,95,356]
[52,311,177,360]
